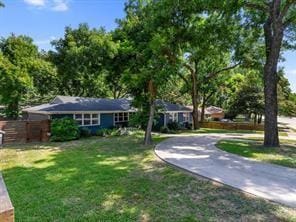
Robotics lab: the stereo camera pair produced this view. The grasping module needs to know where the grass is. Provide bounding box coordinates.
[168,128,288,136]
[217,139,296,168]
[1,132,296,221]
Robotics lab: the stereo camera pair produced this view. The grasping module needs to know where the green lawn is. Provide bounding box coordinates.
[1,133,296,221]
[217,139,296,168]
[170,128,288,136]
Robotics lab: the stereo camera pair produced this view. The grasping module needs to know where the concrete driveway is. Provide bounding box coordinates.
[155,134,296,208]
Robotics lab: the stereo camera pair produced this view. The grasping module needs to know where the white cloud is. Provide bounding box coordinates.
[23,0,69,12]
[51,0,69,11]
[24,0,45,6]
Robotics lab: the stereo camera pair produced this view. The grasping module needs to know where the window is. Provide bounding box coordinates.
[74,113,100,126]
[169,113,178,122]
[183,113,190,122]
[114,112,129,123]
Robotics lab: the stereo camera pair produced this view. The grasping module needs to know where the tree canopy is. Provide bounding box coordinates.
[0,0,295,146]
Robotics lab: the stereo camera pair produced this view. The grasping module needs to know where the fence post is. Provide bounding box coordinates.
[0,174,14,222]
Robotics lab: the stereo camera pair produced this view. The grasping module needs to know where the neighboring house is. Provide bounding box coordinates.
[186,105,225,121]
[206,106,225,120]
[155,100,192,129]
[23,96,192,133]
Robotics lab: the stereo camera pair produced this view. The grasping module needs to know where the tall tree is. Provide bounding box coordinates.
[0,35,55,118]
[118,0,180,144]
[50,24,118,97]
[175,12,240,129]
[0,54,31,118]
[242,0,296,147]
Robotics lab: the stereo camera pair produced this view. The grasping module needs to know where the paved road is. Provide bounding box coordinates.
[278,116,296,130]
[155,134,296,208]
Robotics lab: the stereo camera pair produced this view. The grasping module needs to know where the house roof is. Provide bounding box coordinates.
[23,96,191,114]
[206,106,224,114]
[156,100,191,112]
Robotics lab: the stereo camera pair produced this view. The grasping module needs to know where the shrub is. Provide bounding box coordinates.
[51,118,80,142]
[160,126,169,133]
[167,121,180,131]
[96,128,110,137]
[80,127,92,137]
[110,128,121,136]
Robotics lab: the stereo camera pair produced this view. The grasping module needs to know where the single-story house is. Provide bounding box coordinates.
[23,96,192,133]
[206,106,225,120]
[186,105,225,121]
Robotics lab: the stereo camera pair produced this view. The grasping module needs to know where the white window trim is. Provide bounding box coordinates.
[169,112,178,122]
[114,112,130,125]
[183,113,190,123]
[74,113,100,126]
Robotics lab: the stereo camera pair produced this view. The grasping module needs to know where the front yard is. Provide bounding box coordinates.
[1,133,296,221]
[217,139,296,168]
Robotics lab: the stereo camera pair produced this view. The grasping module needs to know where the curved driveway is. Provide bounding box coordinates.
[155,134,296,208]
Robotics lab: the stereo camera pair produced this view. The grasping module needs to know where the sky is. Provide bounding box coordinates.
[0,0,295,92]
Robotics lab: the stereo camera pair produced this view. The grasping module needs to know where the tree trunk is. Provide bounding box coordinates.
[263,10,284,147]
[144,80,157,145]
[144,98,155,145]
[258,114,262,124]
[191,71,199,130]
[201,94,206,123]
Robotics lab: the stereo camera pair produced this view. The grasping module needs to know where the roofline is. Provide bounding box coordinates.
[24,109,191,115]
[161,110,192,113]
[24,110,138,115]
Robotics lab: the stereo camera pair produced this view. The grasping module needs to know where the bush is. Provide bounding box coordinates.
[96,127,130,137]
[110,128,121,136]
[160,126,169,133]
[80,127,92,137]
[167,121,180,131]
[96,128,111,137]
[51,118,80,142]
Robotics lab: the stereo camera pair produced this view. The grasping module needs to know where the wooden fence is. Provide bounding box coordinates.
[200,121,264,131]
[0,174,14,222]
[0,120,50,144]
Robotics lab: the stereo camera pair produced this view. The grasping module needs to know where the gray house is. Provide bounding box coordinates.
[23,96,192,133]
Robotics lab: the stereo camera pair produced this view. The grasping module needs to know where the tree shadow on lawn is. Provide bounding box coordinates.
[217,139,296,168]
[1,136,296,222]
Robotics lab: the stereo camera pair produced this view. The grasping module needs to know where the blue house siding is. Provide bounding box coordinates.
[178,113,184,123]
[81,114,114,134]
[51,114,74,119]
[165,113,171,124]
[50,113,114,135]
[100,113,114,128]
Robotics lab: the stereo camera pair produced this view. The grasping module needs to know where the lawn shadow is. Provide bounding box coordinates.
[1,136,295,221]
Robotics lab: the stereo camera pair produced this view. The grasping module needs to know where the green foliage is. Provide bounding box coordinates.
[51,118,80,142]
[96,128,121,137]
[227,71,264,119]
[79,127,92,137]
[128,110,149,130]
[0,53,32,118]
[0,35,56,118]
[160,126,169,134]
[167,121,180,131]
[50,23,118,97]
